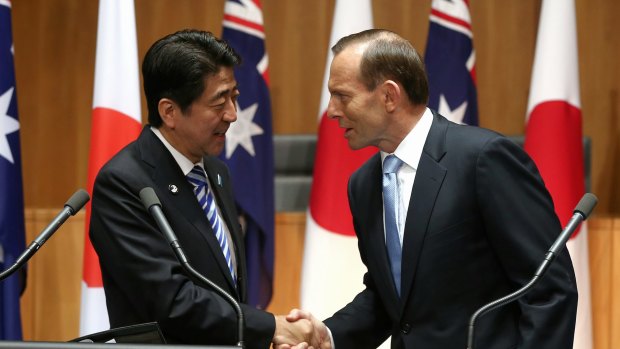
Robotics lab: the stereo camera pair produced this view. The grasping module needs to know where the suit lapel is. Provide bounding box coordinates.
[138,128,240,294]
[400,113,448,305]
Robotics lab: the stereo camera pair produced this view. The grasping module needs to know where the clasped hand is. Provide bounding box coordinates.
[272,309,331,349]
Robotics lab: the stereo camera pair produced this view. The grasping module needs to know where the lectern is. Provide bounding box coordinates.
[0,322,239,349]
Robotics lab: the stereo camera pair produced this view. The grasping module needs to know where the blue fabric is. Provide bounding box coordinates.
[383,155,403,296]
[424,9,479,126]
[0,3,26,340]
[187,166,236,285]
[220,0,275,309]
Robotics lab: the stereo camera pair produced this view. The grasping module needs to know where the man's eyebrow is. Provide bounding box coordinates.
[209,85,240,103]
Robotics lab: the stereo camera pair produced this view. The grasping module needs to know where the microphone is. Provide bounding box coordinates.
[139,187,244,348]
[0,189,90,282]
[466,193,598,349]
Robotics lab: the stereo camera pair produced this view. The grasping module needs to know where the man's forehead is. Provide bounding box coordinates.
[351,41,369,55]
[206,66,234,81]
[205,69,236,88]
[333,44,365,67]
[331,49,361,77]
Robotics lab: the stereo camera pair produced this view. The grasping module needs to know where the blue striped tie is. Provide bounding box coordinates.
[383,155,403,296]
[187,166,236,285]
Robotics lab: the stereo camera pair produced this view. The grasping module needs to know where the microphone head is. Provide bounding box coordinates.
[139,187,161,210]
[574,193,598,219]
[65,189,90,215]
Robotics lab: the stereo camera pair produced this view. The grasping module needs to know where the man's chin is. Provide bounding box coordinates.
[347,140,364,151]
[207,144,225,157]
[346,139,377,152]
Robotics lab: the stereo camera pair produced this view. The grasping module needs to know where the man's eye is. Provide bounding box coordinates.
[212,101,226,109]
[334,93,349,103]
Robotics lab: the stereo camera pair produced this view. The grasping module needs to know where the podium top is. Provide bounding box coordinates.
[0,342,239,349]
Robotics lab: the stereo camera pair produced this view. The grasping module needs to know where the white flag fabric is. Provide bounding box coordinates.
[300,0,384,345]
[524,0,592,348]
[79,0,142,336]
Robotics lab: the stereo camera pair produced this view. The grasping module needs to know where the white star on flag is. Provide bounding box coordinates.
[0,87,19,164]
[225,101,263,158]
[438,94,468,124]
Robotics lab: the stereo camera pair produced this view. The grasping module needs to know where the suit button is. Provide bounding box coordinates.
[401,323,411,334]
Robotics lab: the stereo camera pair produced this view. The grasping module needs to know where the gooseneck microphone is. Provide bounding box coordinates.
[467,193,598,349]
[139,187,244,348]
[0,189,90,282]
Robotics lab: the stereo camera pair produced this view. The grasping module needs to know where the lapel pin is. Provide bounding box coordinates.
[217,174,222,187]
[168,184,179,194]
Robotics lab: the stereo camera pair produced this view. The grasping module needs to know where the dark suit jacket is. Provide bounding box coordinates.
[90,127,275,348]
[324,112,578,349]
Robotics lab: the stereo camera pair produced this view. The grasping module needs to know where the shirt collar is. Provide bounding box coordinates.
[150,126,204,176]
[381,107,433,170]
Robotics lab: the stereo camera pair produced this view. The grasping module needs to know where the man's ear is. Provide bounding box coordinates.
[382,80,401,113]
[158,98,178,129]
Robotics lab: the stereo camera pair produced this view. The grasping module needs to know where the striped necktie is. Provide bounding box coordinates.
[383,155,403,296]
[186,165,236,285]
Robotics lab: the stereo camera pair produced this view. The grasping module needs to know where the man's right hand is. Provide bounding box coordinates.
[273,314,314,348]
[273,309,332,349]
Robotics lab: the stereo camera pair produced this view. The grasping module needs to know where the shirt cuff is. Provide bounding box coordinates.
[326,325,335,349]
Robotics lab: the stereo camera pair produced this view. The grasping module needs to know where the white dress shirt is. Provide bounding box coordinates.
[380,107,433,246]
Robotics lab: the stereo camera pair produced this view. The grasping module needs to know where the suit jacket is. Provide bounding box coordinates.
[90,126,275,348]
[324,112,578,349]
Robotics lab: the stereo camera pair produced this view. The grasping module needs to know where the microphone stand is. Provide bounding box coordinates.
[466,272,541,349]
[0,244,37,282]
[467,193,597,349]
[169,240,245,349]
[0,189,90,282]
[140,187,244,348]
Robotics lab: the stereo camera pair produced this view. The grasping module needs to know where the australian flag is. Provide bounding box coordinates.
[425,0,478,126]
[0,0,27,340]
[220,0,274,309]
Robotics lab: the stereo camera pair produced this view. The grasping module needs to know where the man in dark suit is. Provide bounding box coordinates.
[89,29,315,349]
[283,29,578,349]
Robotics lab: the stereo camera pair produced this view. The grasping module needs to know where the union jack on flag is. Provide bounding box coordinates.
[425,0,478,126]
[220,0,275,309]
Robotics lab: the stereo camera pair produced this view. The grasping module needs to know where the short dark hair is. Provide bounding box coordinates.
[332,29,429,105]
[142,29,241,127]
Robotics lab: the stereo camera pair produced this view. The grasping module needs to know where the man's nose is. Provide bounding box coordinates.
[224,100,237,122]
[326,98,340,119]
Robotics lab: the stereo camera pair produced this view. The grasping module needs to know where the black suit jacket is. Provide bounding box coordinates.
[90,127,274,348]
[324,112,578,349]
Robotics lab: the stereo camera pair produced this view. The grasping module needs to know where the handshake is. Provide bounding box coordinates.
[272,309,332,349]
